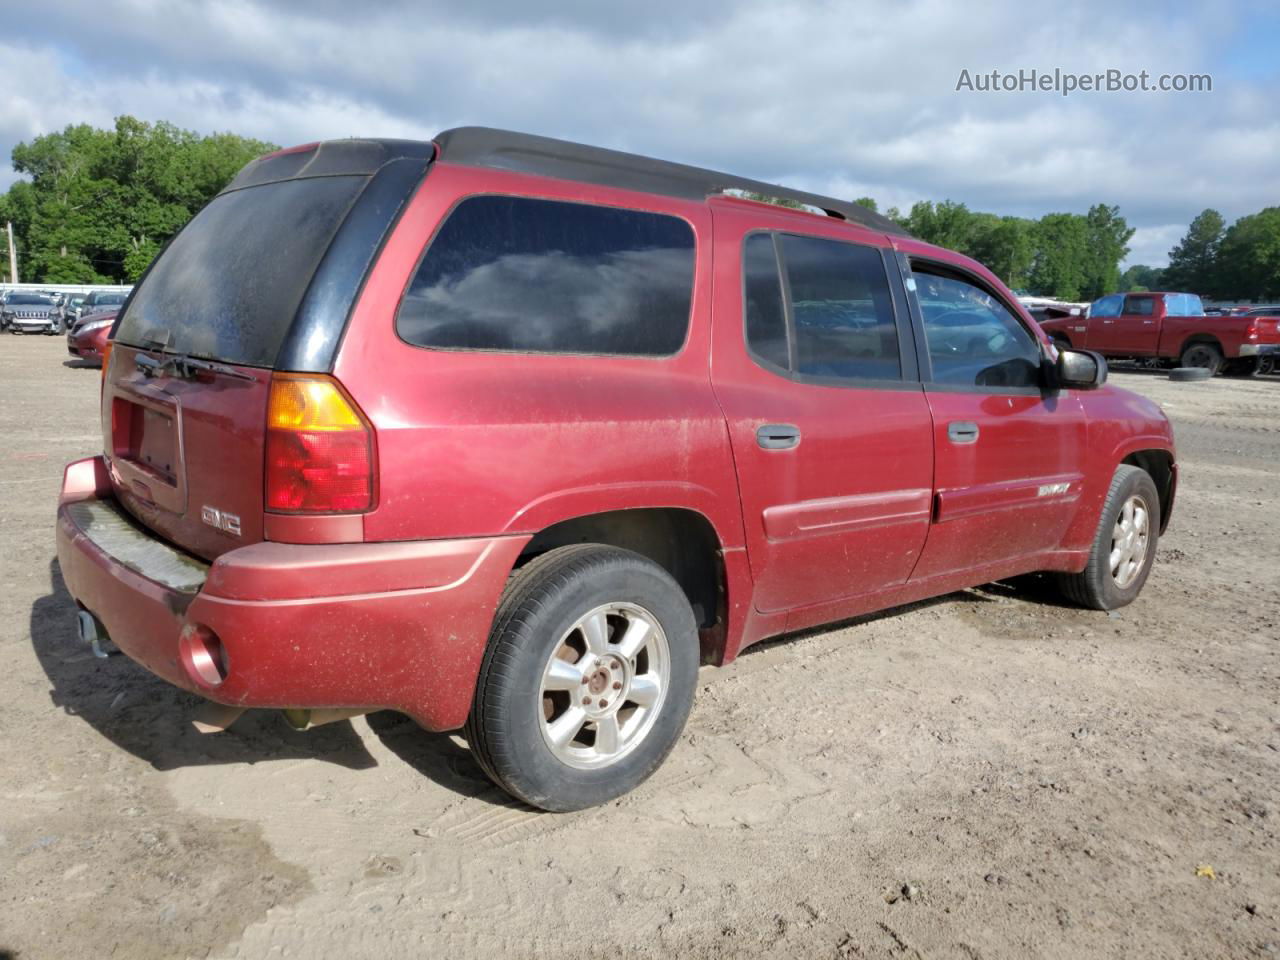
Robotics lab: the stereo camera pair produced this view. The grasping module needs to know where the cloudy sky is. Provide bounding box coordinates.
[2,0,1277,267]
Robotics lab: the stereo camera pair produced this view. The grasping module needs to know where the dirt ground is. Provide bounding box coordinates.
[1,333,1277,960]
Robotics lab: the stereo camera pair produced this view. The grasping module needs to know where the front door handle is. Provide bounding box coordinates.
[947,421,979,444]
[756,423,801,450]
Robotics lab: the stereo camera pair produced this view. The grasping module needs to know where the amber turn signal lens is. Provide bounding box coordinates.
[267,374,364,432]
[100,340,113,384]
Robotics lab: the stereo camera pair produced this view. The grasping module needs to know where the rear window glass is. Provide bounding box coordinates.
[115,175,366,366]
[396,195,695,356]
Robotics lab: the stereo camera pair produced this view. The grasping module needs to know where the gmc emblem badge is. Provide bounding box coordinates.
[201,505,242,537]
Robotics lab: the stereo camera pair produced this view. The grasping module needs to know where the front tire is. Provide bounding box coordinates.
[1057,465,1159,610]
[466,545,699,812]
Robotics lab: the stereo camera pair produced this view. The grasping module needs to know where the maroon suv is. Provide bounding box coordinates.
[56,129,1176,810]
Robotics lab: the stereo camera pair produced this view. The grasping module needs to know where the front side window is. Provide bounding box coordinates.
[914,268,1042,389]
[1091,294,1124,317]
[1123,295,1156,316]
[397,195,695,356]
[741,231,901,383]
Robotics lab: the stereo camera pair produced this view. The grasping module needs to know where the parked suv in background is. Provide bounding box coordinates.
[3,292,59,334]
[56,129,1176,811]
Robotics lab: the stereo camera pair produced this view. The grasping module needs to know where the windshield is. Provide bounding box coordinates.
[115,175,366,366]
[8,294,52,305]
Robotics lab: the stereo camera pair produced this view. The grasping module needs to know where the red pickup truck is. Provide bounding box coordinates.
[56,129,1177,811]
[1039,291,1280,376]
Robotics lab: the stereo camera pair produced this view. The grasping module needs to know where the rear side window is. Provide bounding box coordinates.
[117,175,367,366]
[1123,295,1156,316]
[397,195,695,356]
[1163,293,1203,316]
[743,233,790,370]
[742,231,901,383]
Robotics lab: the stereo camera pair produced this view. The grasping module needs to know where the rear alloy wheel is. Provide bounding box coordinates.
[1057,464,1160,610]
[1179,342,1223,376]
[466,544,698,811]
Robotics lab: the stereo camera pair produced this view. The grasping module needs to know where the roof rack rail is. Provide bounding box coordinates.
[433,126,910,238]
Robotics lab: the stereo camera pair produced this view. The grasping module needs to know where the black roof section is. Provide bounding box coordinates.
[222,138,436,193]
[433,126,910,237]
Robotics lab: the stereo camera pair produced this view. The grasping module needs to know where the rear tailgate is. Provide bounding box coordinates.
[1251,315,1280,343]
[104,140,431,561]
[104,347,272,561]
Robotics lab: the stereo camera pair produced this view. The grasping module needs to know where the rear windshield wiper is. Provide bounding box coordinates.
[136,352,256,383]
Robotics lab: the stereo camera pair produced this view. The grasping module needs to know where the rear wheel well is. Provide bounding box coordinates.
[518,508,726,660]
[1122,450,1174,533]
[1179,334,1223,358]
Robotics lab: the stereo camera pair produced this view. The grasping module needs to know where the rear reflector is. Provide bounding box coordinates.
[265,374,374,513]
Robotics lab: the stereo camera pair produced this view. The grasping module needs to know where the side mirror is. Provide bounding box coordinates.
[1056,348,1107,389]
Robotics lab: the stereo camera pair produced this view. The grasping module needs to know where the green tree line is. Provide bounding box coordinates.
[1121,207,1280,301]
[0,116,274,284]
[747,192,1134,301]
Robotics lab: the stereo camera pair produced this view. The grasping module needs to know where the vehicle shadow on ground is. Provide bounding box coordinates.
[30,558,381,772]
[748,574,1082,654]
[61,359,98,370]
[29,559,537,806]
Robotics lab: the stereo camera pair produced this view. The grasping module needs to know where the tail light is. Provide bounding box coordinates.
[100,340,114,383]
[1245,321,1259,341]
[265,374,375,513]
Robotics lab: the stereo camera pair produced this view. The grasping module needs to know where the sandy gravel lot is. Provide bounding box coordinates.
[1,334,1278,959]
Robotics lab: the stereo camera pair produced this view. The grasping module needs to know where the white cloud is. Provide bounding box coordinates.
[1,0,1276,253]
[1124,224,1187,269]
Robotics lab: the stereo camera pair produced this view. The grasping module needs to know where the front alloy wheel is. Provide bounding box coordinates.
[1109,494,1150,589]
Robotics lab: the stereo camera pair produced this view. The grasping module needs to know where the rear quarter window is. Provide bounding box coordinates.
[396,195,695,356]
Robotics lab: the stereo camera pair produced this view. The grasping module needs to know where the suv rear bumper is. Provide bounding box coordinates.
[55,456,528,731]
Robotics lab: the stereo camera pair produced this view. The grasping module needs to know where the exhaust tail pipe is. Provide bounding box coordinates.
[282,708,370,731]
[76,610,117,659]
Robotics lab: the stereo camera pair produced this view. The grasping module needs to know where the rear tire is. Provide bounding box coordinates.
[1222,358,1259,378]
[465,544,699,812]
[1057,465,1159,610]
[1179,342,1223,376]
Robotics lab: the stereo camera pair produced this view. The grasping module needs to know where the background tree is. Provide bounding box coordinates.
[1029,214,1091,300]
[1216,207,1280,301]
[968,214,1035,289]
[1081,204,1133,299]
[1161,209,1225,296]
[1119,264,1165,292]
[0,116,275,283]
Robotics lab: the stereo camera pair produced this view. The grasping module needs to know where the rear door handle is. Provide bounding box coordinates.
[756,424,801,450]
[947,421,979,444]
